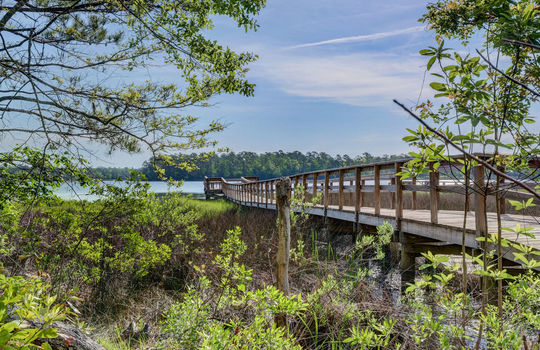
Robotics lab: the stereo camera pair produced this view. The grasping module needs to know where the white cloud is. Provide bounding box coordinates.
[256,51,427,107]
[288,26,425,49]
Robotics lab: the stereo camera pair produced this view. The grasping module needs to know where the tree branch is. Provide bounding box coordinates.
[393,99,540,200]
[476,49,539,97]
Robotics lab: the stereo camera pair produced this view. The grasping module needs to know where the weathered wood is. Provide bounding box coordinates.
[374,165,381,215]
[339,169,345,210]
[429,164,439,224]
[275,177,291,327]
[31,321,105,350]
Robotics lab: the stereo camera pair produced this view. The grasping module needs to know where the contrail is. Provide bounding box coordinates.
[288,25,425,49]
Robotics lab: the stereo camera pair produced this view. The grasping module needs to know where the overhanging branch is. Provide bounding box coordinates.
[393,99,540,200]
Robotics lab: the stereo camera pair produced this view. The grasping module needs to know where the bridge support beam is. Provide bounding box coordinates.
[399,233,417,294]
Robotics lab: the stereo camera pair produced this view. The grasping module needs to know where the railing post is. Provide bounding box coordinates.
[324,171,329,211]
[312,173,318,202]
[374,165,381,215]
[391,177,396,209]
[265,181,269,208]
[355,167,361,213]
[412,176,417,210]
[429,163,439,224]
[302,175,307,203]
[395,162,403,225]
[339,169,344,210]
[349,178,353,206]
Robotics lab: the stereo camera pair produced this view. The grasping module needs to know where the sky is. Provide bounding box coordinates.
[95,0,439,167]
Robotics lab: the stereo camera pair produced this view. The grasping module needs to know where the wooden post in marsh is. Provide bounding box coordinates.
[275,177,291,328]
[354,167,361,239]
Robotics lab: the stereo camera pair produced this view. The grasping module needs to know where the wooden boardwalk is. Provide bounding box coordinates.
[204,157,540,268]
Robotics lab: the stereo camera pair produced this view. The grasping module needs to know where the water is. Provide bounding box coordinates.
[55,181,204,201]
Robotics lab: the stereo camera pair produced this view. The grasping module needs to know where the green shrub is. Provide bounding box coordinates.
[162,226,304,349]
[0,274,67,349]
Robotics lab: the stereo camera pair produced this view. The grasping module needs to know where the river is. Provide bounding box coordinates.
[55,181,205,200]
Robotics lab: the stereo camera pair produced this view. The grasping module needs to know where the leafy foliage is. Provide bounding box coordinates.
[0,274,68,349]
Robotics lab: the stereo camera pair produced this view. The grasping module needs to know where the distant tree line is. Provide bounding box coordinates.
[89,151,407,181]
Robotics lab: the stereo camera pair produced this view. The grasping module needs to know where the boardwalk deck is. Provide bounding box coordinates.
[204,157,540,268]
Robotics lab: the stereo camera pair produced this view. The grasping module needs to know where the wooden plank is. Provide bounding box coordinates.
[339,169,345,210]
[429,163,439,224]
[374,164,381,215]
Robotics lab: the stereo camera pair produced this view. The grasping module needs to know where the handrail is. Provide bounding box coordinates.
[214,155,539,237]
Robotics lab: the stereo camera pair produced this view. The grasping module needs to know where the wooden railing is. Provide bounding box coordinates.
[206,156,539,233]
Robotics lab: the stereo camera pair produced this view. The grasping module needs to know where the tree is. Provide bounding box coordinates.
[395,0,539,347]
[0,0,265,182]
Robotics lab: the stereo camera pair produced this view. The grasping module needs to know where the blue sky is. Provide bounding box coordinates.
[99,0,438,167]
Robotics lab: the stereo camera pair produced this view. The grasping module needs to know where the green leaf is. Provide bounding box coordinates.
[430,82,447,92]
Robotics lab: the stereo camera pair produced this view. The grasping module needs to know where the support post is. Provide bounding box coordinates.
[275,178,291,327]
[429,163,439,224]
[374,165,381,215]
[400,232,417,294]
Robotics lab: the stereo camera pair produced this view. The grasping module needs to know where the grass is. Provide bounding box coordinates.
[179,197,237,218]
